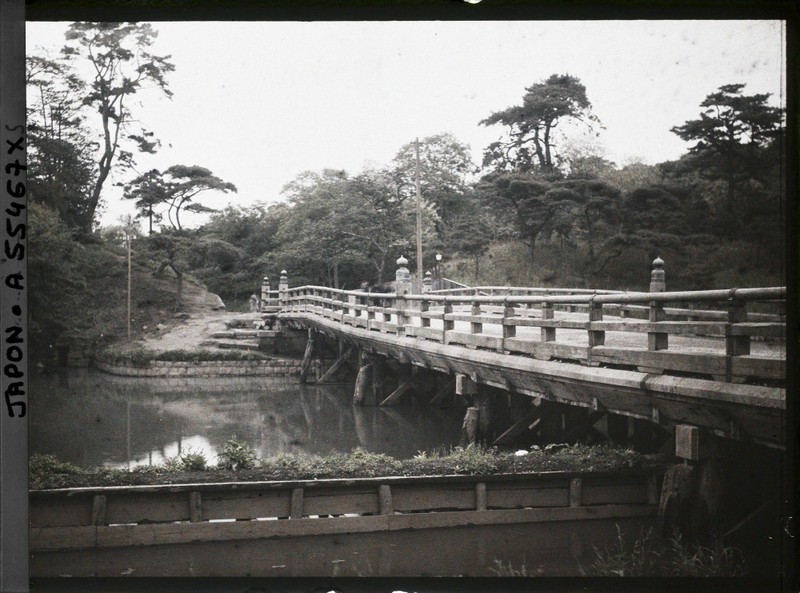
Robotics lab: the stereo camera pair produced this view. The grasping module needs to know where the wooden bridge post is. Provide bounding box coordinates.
[372,356,387,403]
[456,374,479,445]
[541,301,556,342]
[470,296,482,342]
[500,299,516,353]
[367,292,377,329]
[353,350,375,406]
[456,375,495,445]
[587,299,605,366]
[420,297,430,331]
[726,300,750,356]
[442,301,454,343]
[299,328,318,384]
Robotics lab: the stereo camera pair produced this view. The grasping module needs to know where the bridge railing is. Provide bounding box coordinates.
[280,280,785,384]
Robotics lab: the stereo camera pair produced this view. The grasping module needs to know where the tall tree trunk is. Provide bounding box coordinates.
[543,123,553,170]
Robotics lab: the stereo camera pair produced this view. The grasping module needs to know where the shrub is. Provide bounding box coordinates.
[96,347,153,367]
[179,449,208,471]
[29,454,84,489]
[97,347,271,367]
[217,436,258,470]
[154,349,270,362]
[408,444,500,475]
[336,448,401,477]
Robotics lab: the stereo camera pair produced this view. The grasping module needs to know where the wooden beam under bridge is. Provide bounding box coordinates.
[283,315,785,449]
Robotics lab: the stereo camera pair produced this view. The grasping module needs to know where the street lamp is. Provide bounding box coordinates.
[435,253,442,290]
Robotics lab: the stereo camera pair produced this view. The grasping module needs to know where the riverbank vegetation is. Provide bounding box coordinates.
[29,442,663,490]
[96,346,272,367]
[582,524,747,577]
[27,23,786,367]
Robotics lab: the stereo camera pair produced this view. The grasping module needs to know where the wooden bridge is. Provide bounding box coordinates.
[265,258,786,453]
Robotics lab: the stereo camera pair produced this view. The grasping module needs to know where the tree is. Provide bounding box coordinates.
[273,169,428,288]
[144,230,195,310]
[122,165,237,231]
[120,168,168,233]
[670,83,783,233]
[390,133,475,238]
[448,209,493,280]
[476,173,573,258]
[26,54,97,229]
[186,205,282,303]
[62,22,175,229]
[561,179,623,281]
[480,74,599,174]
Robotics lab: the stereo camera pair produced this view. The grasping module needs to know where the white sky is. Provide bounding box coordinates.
[26,20,786,229]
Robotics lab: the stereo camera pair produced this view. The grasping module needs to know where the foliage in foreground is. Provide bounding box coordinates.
[583,524,747,577]
[29,443,659,490]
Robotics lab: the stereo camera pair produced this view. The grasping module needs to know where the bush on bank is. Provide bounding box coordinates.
[96,347,272,367]
[29,442,663,490]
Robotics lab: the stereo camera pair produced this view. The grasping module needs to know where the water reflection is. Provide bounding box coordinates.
[30,370,464,469]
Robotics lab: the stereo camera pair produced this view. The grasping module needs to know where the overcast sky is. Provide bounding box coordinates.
[26,20,786,229]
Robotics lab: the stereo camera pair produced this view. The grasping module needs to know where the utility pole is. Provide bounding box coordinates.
[126,216,133,340]
[415,138,423,292]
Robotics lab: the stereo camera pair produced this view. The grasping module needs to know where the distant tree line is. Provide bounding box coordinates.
[27,23,786,356]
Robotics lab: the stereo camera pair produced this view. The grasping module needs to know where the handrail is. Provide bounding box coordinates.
[282,284,785,306]
[431,285,625,296]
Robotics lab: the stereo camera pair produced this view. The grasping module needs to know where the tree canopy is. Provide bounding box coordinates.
[670,83,783,233]
[122,165,237,231]
[61,21,175,230]
[480,74,598,174]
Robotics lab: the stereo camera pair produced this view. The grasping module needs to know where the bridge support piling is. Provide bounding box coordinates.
[606,413,629,445]
[372,356,387,404]
[460,407,480,446]
[353,350,375,406]
[299,329,317,384]
[455,375,497,445]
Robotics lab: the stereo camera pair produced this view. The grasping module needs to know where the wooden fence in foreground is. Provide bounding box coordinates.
[30,469,662,551]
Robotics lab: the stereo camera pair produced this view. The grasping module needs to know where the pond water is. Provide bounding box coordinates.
[29,369,465,469]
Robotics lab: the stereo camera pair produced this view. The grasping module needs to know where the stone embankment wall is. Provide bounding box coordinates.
[95,359,302,378]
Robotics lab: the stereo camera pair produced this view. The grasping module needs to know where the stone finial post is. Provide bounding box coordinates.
[260,275,270,311]
[395,256,412,296]
[648,257,668,351]
[650,257,666,292]
[395,256,412,336]
[278,269,289,311]
[422,271,432,293]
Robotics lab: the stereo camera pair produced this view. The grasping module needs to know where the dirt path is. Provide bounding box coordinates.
[137,285,262,353]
